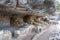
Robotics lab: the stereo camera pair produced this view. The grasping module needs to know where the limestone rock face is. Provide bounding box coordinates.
[14,24,56,40]
[13,25,37,38]
[13,24,48,38]
[0,0,56,40]
[0,0,16,7]
[0,0,55,15]
[0,30,12,40]
[49,31,60,40]
[10,15,24,27]
[10,15,50,27]
[16,32,36,40]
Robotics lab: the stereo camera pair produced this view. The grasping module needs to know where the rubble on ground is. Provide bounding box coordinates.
[49,31,60,40]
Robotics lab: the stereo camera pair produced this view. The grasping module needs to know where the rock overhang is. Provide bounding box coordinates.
[0,0,55,16]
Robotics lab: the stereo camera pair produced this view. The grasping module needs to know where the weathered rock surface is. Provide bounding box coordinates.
[0,0,56,40]
[32,25,56,40]
[14,24,56,40]
[14,30,21,38]
[13,22,49,38]
[15,32,35,40]
[0,0,55,16]
[49,30,60,40]
[13,25,37,38]
[0,30,12,40]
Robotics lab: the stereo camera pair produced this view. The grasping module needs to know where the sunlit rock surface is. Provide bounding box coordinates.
[14,24,56,40]
[0,0,56,40]
[0,30,12,40]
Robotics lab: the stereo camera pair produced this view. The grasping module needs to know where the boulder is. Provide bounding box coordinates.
[14,30,21,38]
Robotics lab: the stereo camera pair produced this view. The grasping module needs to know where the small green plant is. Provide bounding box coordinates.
[56,1,60,12]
